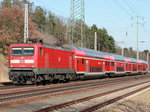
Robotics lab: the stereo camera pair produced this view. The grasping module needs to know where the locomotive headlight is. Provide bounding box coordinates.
[10,65,13,67]
[32,65,34,68]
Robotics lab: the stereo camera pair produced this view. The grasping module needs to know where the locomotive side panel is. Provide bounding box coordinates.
[37,47,47,68]
[51,49,73,68]
[37,47,75,74]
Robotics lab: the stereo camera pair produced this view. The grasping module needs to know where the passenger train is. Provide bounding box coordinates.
[8,39,148,84]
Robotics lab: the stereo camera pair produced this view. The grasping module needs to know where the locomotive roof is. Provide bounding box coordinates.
[43,44,72,52]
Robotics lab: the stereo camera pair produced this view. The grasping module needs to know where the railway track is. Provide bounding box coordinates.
[36,81,150,112]
[0,82,12,87]
[0,74,148,91]
[0,74,149,108]
[0,84,33,91]
[0,74,149,94]
[81,85,149,112]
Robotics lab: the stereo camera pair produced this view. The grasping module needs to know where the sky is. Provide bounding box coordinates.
[11,0,150,51]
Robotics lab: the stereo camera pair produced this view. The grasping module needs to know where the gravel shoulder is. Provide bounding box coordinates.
[99,88,150,112]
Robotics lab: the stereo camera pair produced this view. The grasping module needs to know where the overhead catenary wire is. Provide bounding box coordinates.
[144,22,150,32]
[122,0,137,16]
[112,0,150,55]
[36,0,69,19]
[35,0,70,25]
[114,0,133,18]
[141,25,150,38]
[32,0,72,43]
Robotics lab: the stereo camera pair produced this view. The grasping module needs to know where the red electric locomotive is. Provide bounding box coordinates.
[8,39,148,84]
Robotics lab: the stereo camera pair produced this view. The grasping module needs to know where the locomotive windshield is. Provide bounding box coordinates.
[23,48,34,55]
[12,47,34,56]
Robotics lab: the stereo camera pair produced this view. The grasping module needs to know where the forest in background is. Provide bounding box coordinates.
[0,0,149,61]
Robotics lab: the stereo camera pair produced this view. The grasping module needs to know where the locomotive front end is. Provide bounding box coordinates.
[9,44,37,84]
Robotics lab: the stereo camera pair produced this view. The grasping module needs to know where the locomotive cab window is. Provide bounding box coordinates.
[12,48,22,55]
[12,47,34,56]
[23,48,34,56]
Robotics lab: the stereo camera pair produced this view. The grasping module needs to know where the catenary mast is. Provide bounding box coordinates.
[69,0,85,47]
[24,3,29,43]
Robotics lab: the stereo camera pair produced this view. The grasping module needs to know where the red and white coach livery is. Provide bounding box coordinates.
[8,39,148,84]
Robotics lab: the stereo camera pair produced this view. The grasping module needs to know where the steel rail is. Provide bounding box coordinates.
[35,81,150,112]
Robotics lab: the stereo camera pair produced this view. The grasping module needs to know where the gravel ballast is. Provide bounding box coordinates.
[99,88,150,112]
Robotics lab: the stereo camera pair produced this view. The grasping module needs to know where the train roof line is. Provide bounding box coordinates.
[68,46,147,64]
[10,42,147,64]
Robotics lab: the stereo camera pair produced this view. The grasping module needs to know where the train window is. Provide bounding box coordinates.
[40,48,43,56]
[111,62,114,66]
[23,47,34,56]
[138,65,142,68]
[82,58,84,65]
[12,47,22,55]
[108,62,110,66]
[77,59,80,64]
[12,47,34,56]
[106,61,109,66]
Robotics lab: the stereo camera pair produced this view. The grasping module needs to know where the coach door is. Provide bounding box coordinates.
[69,56,72,68]
[45,53,49,68]
[86,60,89,73]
